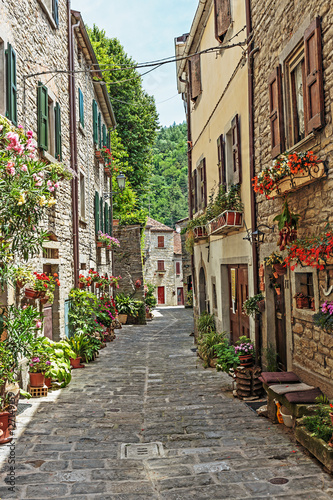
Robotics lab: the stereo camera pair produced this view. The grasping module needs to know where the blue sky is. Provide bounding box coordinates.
[72,0,198,127]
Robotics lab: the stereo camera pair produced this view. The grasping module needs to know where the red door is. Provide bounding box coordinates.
[158,286,165,305]
[177,287,184,305]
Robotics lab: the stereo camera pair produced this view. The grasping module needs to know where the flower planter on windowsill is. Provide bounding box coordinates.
[96,241,103,248]
[208,210,243,236]
[296,297,309,309]
[270,162,326,197]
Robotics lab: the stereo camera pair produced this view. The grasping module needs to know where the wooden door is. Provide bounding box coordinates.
[157,286,165,305]
[274,275,287,371]
[177,287,184,306]
[228,265,250,343]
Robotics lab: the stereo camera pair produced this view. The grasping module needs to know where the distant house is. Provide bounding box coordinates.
[144,218,184,306]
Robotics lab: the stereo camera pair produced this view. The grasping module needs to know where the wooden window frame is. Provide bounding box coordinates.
[217,134,226,187]
[188,54,202,102]
[157,260,165,272]
[157,236,164,248]
[176,262,181,275]
[37,82,48,150]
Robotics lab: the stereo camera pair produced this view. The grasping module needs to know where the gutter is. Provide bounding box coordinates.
[245,0,261,363]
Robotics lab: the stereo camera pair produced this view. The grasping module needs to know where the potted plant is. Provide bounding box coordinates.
[314,301,333,332]
[114,293,135,324]
[29,354,51,387]
[12,266,34,289]
[106,236,120,250]
[242,293,264,317]
[234,336,255,367]
[273,198,300,251]
[0,344,15,444]
[294,292,309,309]
[66,333,88,368]
[264,251,286,276]
[29,272,60,300]
[144,283,157,319]
[78,274,92,289]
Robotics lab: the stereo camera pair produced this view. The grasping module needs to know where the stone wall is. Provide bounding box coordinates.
[251,0,333,394]
[113,225,144,300]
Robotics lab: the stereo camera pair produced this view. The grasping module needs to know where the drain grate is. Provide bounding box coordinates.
[17,403,32,415]
[120,442,165,460]
[269,477,289,485]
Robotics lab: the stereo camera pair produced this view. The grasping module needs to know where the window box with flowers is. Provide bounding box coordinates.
[25,272,60,303]
[284,228,333,271]
[253,151,325,199]
[78,275,92,288]
[97,231,120,249]
[314,301,333,333]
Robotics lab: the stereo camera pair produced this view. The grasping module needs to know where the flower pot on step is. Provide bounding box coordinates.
[70,357,85,369]
[29,372,45,387]
[0,411,13,445]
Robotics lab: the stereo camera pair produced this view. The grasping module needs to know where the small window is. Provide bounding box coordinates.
[191,169,198,215]
[294,272,314,310]
[80,173,85,219]
[176,262,181,275]
[199,159,207,209]
[79,88,84,128]
[38,0,59,28]
[287,47,306,145]
[157,260,165,271]
[158,236,164,248]
[225,115,242,186]
[217,134,226,186]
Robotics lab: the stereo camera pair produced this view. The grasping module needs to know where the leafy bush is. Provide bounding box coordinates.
[242,293,264,317]
[198,311,215,335]
[303,399,333,443]
[197,331,226,368]
[115,293,137,315]
[215,339,240,372]
[145,283,157,311]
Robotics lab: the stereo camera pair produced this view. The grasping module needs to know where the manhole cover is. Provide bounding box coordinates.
[269,477,289,485]
[17,403,32,415]
[120,442,165,460]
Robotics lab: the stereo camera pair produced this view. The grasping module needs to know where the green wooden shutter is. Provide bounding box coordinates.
[5,43,17,126]
[104,203,109,233]
[38,83,48,150]
[94,191,100,235]
[93,99,98,144]
[98,113,102,149]
[107,131,110,149]
[100,197,103,233]
[52,0,59,27]
[109,206,112,235]
[54,102,62,161]
[102,124,106,147]
[79,88,84,127]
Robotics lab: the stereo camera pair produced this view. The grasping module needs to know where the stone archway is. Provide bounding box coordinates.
[198,266,207,314]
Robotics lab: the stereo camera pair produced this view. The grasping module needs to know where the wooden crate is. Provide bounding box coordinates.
[29,385,48,398]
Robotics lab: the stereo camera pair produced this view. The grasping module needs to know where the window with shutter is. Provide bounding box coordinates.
[157,260,165,271]
[268,66,284,157]
[217,134,226,186]
[304,17,324,132]
[231,114,242,184]
[100,198,103,233]
[200,159,207,209]
[158,236,164,248]
[104,203,108,233]
[79,88,84,128]
[102,124,107,147]
[38,83,48,150]
[193,169,198,213]
[214,0,231,43]
[189,54,201,102]
[109,206,112,235]
[54,102,62,161]
[94,191,100,235]
[98,113,102,149]
[52,0,59,27]
[80,174,85,219]
[92,100,98,144]
[5,43,17,126]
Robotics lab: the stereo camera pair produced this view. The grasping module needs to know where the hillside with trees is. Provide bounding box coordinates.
[144,122,188,227]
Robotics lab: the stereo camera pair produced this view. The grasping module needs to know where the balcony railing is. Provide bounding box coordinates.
[207,210,243,236]
[193,226,208,240]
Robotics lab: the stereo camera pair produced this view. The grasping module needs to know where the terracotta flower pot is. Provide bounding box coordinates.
[78,282,86,289]
[273,263,287,276]
[70,357,85,369]
[29,372,45,387]
[106,245,111,250]
[235,212,242,225]
[275,287,281,296]
[296,297,309,309]
[40,297,48,305]
[44,377,52,388]
[238,354,254,367]
[0,411,13,444]
[118,314,128,324]
[97,241,103,248]
[39,291,46,298]
[25,288,39,299]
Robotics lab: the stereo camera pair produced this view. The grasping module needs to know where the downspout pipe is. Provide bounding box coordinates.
[245,0,261,363]
[68,1,80,288]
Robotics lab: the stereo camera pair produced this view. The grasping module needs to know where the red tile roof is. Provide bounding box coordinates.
[146,217,174,232]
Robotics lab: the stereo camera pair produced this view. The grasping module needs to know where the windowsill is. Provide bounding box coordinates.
[42,150,59,164]
[156,247,165,249]
[156,270,166,273]
[293,307,316,321]
[79,217,87,226]
[37,0,58,29]
[288,132,316,153]
[78,122,86,136]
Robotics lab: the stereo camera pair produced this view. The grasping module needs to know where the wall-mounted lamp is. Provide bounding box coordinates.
[243,222,275,244]
[103,172,126,200]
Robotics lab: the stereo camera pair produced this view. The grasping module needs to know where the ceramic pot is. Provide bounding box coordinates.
[238,354,253,367]
[44,377,52,388]
[296,297,308,309]
[29,372,45,387]
[70,357,85,369]
[25,288,39,299]
[0,411,13,445]
[40,297,48,305]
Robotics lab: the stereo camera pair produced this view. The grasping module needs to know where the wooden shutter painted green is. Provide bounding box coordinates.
[79,88,84,127]
[94,191,100,235]
[109,206,112,235]
[102,124,107,147]
[54,102,62,161]
[52,0,59,27]
[100,197,103,233]
[93,99,98,144]
[104,203,109,233]
[5,43,17,126]
[107,131,110,149]
[98,113,102,149]
[38,83,48,150]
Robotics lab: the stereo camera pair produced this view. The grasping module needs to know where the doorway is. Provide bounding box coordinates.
[198,267,206,313]
[177,287,184,306]
[157,286,165,305]
[274,275,287,371]
[228,265,249,343]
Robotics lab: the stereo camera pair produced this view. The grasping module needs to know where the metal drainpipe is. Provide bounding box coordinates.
[245,0,261,363]
[67,1,80,288]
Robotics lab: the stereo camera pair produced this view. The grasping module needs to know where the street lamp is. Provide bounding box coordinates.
[116,172,126,191]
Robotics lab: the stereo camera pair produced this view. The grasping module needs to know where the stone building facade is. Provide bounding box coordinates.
[175,0,255,339]
[175,217,193,307]
[250,1,333,395]
[144,218,184,306]
[0,2,116,340]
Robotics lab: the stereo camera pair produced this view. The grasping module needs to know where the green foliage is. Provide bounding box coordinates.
[87,25,159,199]
[68,288,99,334]
[303,400,333,443]
[145,283,157,311]
[118,208,148,227]
[215,340,240,373]
[314,303,333,333]
[198,311,215,335]
[262,343,278,372]
[143,123,188,227]
[197,331,226,368]
[242,293,264,317]
[115,293,137,316]
[273,197,300,230]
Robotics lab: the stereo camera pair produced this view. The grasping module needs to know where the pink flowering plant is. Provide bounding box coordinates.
[234,336,255,356]
[29,354,51,374]
[97,231,120,248]
[313,301,333,333]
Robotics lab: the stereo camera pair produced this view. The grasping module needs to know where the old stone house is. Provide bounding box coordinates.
[175,0,255,340]
[250,1,333,396]
[0,1,116,340]
[144,218,184,306]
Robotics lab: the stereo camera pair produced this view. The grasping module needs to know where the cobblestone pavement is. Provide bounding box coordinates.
[1,307,333,499]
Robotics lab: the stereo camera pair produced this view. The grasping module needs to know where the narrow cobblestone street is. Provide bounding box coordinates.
[1,308,333,499]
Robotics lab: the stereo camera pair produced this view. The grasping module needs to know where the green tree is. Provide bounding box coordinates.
[87,25,159,199]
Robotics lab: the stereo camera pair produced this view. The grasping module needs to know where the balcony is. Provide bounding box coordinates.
[193,226,208,240]
[207,210,243,236]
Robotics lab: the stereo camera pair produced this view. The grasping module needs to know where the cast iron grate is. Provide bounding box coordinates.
[269,477,289,485]
[244,400,267,413]
[120,442,165,460]
[17,403,32,415]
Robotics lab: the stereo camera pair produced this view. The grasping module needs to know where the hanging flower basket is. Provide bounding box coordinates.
[25,289,39,299]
